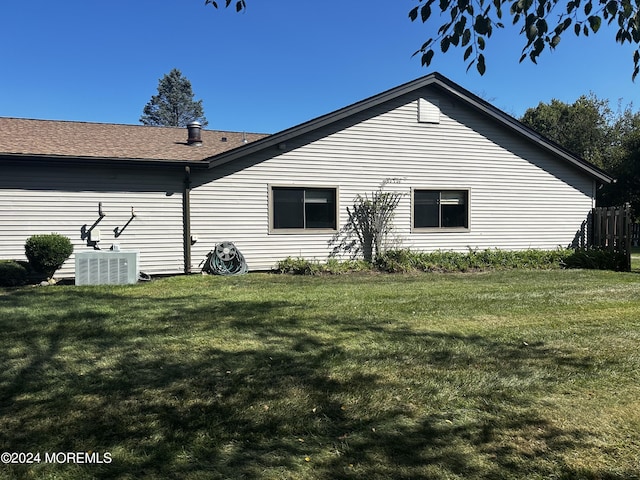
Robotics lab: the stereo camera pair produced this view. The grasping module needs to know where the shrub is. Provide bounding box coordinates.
[24,233,73,278]
[562,248,629,271]
[376,248,573,273]
[374,249,416,273]
[0,260,29,287]
[274,257,372,275]
[320,259,371,274]
[275,248,633,275]
[274,257,318,275]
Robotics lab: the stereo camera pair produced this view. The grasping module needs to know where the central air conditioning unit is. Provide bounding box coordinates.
[75,251,140,286]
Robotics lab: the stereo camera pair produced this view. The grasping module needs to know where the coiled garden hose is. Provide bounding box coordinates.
[201,241,248,275]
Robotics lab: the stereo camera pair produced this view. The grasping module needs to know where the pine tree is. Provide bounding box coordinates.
[140,69,208,127]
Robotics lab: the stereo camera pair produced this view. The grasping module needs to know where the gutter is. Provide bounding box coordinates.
[0,152,211,169]
[183,166,192,274]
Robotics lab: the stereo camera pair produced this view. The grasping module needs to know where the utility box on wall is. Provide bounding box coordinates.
[75,251,140,285]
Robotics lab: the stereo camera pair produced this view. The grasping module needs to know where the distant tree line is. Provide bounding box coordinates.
[520,95,640,217]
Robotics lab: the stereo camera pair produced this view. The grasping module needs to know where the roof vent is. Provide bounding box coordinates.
[187,122,203,146]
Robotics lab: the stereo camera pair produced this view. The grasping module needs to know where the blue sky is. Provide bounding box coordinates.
[0,0,637,134]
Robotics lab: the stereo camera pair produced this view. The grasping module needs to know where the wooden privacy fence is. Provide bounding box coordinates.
[590,205,633,271]
[632,222,640,247]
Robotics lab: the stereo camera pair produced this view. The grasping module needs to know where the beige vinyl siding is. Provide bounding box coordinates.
[190,88,595,271]
[0,164,185,277]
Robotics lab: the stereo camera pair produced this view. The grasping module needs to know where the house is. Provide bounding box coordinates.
[0,73,613,278]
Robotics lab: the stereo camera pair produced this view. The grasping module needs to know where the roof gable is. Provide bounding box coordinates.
[204,72,612,184]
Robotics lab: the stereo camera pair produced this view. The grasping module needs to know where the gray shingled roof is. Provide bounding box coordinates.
[0,118,268,162]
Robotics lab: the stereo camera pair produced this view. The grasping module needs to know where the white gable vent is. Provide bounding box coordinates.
[418,98,440,124]
[75,251,140,285]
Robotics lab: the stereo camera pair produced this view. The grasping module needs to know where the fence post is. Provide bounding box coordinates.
[623,203,632,272]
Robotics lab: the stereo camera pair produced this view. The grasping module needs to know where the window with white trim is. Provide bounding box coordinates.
[271,186,337,231]
[413,189,468,229]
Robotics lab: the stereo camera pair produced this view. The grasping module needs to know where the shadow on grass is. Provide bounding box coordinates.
[0,285,637,479]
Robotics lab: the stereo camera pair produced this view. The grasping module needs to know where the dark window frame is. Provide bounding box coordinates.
[412,188,470,232]
[269,185,339,234]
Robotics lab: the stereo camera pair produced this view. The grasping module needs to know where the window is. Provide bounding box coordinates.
[413,189,468,229]
[271,186,337,231]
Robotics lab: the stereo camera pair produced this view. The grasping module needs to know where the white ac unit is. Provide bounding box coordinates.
[75,251,140,286]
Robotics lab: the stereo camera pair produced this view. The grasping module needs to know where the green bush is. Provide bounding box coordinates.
[24,233,73,278]
[274,257,371,275]
[0,260,29,287]
[376,248,573,273]
[374,249,416,273]
[274,257,317,275]
[275,248,632,275]
[562,248,629,271]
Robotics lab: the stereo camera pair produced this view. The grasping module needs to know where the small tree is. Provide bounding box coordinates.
[140,68,208,127]
[330,180,403,262]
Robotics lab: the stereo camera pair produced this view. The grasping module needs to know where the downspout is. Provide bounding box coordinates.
[183,166,192,274]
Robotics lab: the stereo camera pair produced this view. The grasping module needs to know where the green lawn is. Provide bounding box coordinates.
[632,246,640,272]
[1,270,640,479]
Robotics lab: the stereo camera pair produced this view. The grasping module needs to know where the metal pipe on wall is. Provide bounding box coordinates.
[183,166,192,274]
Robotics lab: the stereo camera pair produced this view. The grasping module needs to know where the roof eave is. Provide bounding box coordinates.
[0,153,209,169]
